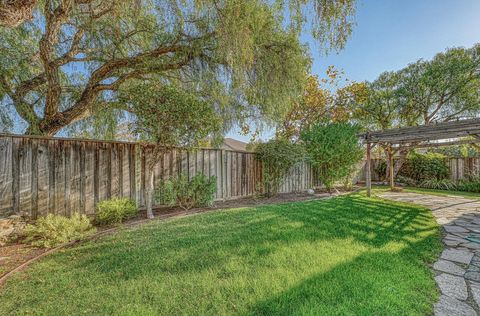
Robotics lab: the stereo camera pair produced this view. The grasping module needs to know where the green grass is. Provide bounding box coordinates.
[373,184,480,200]
[0,194,442,315]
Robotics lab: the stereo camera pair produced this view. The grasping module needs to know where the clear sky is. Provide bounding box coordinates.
[228,0,480,142]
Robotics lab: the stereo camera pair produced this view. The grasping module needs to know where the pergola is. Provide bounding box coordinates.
[362,118,480,197]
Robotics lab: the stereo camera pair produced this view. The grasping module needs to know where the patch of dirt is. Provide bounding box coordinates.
[0,244,46,277]
[0,188,357,280]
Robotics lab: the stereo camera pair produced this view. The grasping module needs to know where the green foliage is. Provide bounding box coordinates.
[121,82,222,148]
[414,175,480,193]
[23,213,96,248]
[353,44,480,132]
[457,176,480,193]
[156,174,217,210]
[95,198,138,226]
[254,139,305,197]
[400,152,449,182]
[301,122,363,190]
[0,0,357,135]
[419,179,458,191]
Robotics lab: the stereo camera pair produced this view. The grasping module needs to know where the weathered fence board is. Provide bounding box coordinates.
[0,134,317,219]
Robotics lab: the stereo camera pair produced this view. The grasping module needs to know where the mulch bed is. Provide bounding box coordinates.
[0,189,355,283]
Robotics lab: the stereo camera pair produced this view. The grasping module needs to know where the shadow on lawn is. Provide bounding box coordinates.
[67,195,440,282]
[247,235,439,315]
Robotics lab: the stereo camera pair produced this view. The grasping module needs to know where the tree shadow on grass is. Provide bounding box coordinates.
[246,235,439,316]
[63,195,440,281]
[0,194,443,315]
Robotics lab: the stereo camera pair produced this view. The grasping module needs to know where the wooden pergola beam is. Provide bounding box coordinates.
[361,118,480,195]
[395,138,480,149]
[362,118,480,144]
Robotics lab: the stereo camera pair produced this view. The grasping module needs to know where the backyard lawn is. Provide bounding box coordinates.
[0,194,442,315]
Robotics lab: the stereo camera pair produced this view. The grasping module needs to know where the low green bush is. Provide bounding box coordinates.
[156,173,217,210]
[23,213,96,248]
[419,179,458,191]
[95,198,138,225]
[395,175,417,186]
[375,152,449,183]
[400,152,449,181]
[457,176,480,193]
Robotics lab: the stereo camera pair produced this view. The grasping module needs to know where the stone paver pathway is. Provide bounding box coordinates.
[380,192,480,316]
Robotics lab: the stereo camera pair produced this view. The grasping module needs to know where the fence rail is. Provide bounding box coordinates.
[0,134,317,219]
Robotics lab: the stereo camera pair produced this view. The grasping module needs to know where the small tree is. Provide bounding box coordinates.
[121,81,222,218]
[255,139,304,197]
[301,122,363,191]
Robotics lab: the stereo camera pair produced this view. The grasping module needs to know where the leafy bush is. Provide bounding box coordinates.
[400,152,449,181]
[156,173,217,210]
[375,159,387,180]
[395,175,417,186]
[419,179,458,191]
[301,122,364,191]
[457,176,480,193]
[23,213,96,248]
[255,139,305,197]
[95,198,138,225]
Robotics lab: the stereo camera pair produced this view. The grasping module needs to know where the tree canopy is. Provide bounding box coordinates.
[0,0,357,137]
[352,44,480,131]
[276,67,367,141]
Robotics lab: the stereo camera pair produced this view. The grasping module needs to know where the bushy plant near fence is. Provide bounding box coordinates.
[301,123,363,191]
[401,152,449,181]
[23,213,96,248]
[95,198,138,225]
[155,174,217,210]
[375,152,450,183]
[254,139,305,197]
[418,176,480,193]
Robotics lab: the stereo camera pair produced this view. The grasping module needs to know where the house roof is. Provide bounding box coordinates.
[222,138,248,151]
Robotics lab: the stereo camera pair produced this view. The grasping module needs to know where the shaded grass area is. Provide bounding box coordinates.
[0,194,442,315]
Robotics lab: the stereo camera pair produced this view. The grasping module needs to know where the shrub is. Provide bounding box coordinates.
[301,122,364,191]
[23,213,96,248]
[419,179,458,191]
[400,152,449,181]
[395,175,417,186]
[457,176,480,193]
[156,173,217,210]
[95,198,138,225]
[255,139,305,197]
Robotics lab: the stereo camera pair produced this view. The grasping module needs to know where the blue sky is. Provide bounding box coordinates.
[228,0,480,142]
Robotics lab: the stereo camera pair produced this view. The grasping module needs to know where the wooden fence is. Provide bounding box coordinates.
[357,158,480,182]
[0,134,318,219]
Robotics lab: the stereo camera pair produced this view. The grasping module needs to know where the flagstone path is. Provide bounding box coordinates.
[380,192,480,316]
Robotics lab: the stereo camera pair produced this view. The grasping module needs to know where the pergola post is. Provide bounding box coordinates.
[366,141,372,197]
[388,145,394,190]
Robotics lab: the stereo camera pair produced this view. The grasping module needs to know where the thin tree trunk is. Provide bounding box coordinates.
[146,168,154,219]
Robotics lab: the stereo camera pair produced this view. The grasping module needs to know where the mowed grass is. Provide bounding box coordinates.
[0,194,442,315]
[373,184,480,200]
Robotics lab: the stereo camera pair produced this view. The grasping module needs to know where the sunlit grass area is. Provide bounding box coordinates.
[0,194,442,315]
[373,185,480,200]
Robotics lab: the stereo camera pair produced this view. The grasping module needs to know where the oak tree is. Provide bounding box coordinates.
[0,0,357,136]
